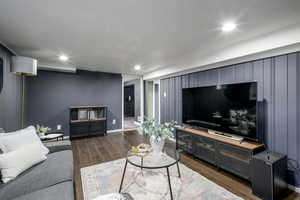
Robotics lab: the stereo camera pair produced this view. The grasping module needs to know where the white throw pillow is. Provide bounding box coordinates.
[0,142,47,183]
[0,126,49,156]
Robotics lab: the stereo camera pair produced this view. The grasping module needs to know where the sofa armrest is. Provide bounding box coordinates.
[43,140,72,153]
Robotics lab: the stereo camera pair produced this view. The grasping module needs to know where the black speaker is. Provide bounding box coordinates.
[251,151,288,200]
[257,100,266,144]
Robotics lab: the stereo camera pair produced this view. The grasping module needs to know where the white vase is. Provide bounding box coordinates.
[150,136,165,154]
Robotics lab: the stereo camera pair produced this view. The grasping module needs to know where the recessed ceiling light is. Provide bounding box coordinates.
[59,54,69,62]
[221,21,237,32]
[134,65,141,70]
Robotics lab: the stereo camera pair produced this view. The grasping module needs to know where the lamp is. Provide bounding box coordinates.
[11,56,37,76]
[11,56,38,128]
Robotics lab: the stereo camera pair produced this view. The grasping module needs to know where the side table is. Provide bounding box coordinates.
[40,132,64,141]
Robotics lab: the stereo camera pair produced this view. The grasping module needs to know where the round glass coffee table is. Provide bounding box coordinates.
[119,150,181,200]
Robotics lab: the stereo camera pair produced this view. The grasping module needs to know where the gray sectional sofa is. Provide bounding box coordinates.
[0,140,74,200]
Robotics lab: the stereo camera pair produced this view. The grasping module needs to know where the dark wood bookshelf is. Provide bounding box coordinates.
[69,106,107,139]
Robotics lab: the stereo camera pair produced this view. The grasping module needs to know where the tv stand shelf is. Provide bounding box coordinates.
[176,127,265,181]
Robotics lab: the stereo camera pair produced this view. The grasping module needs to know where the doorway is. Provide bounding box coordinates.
[123,75,142,130]
[124,85,135,117]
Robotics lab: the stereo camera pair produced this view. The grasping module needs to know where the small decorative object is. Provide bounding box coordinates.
[36,125,51,137]
[129,143,152,157]
[89,110,97,120]
[78,109,88,120]
[141,119,177,154]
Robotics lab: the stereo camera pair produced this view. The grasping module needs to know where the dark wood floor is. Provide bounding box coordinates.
[71,130,300,200]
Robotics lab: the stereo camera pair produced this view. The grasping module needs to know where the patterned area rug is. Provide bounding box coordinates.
[81,158,243,200]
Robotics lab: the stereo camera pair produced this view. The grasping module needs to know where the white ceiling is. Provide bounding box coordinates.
[1,0,300,77]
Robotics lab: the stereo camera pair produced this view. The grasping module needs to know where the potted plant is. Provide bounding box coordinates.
[141,119,177,153]
[36,125,51,137]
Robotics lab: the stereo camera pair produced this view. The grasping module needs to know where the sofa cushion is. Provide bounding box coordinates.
[12,181,74,200]
[0,142,47,183]
[0,150,73,200]
[0,126,49,156]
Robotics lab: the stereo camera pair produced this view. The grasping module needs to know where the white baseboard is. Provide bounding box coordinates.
[134,121,141,126]
[123,128,138,131]
[107,129,123,133]
[289,184,300,193]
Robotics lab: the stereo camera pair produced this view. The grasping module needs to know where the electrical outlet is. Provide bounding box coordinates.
[112,119,116,125]
[57,125,62,130]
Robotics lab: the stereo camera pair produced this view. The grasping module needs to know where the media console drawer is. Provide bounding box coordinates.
[216,142,252,180]
[193,134,216,164]
[176,130,194,154]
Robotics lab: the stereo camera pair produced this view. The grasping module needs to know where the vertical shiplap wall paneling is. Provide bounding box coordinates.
[164,78,169,122]
[198,71,205,86]
[253,60,264,101]
[160,79,166,123]
[287,53,298,163]
[164,78,169,123]
[175,76,182,124]
[207,68,220,86]
[234,63,245,82]
[164,78,168,122]
[274,55,288,154]
[219,65,235,84]
[189,72,197,88]
[262,58,273,149]
[170,77,176,122]
[167,78,172,122]
[159,51,300,186]
[235,62,254,82]
[182,74,189,88]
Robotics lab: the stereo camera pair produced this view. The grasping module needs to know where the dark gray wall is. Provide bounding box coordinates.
[160,52,300,187]
[25,70,122,135]
[124,78,141,122]
[0,45,22,132]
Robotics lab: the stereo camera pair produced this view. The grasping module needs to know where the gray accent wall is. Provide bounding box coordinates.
[124,78,141,121]
[0,44,22,132]
[25,70,122,135]
[160,52,300,187]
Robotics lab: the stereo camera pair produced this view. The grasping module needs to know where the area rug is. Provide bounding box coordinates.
[81,158,243,200]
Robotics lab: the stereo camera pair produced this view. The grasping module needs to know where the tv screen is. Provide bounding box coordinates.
[182,82,257,140]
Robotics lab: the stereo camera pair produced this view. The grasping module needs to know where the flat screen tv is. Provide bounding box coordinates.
[182,82,258,141]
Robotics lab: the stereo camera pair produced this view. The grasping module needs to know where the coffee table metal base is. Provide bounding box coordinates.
[119,157,181,200]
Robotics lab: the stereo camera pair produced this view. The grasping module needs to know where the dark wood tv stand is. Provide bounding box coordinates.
[176,127,265,181]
